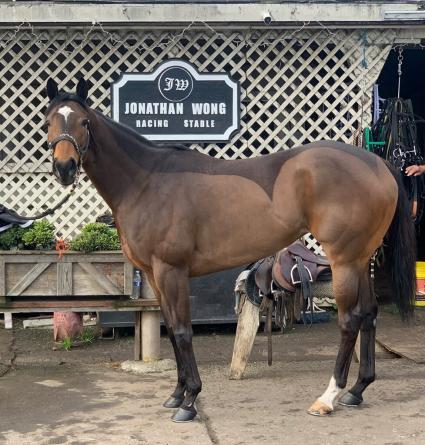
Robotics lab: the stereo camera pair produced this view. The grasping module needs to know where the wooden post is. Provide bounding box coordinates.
[134,311,142,361]
[57,262,72,295]
[0,259,5,304]
[142,310,161,362]
[353,333,361,363]
[140,274,161,362]
[4,313,12,329]
[229,299,260,380]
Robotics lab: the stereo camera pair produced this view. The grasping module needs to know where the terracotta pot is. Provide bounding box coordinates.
[53,312,83,341]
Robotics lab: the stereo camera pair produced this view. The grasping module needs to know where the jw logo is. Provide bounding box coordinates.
[163,77,190,91]
[158,66,194,101]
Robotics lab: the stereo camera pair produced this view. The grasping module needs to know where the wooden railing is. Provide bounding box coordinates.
[0,251,160,361]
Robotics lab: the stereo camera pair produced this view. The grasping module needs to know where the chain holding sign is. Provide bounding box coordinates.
[111,59,240,142]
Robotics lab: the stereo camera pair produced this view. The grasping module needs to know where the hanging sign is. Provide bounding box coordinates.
[111,60,240,142]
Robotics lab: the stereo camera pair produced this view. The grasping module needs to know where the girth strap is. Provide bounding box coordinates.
[294,255,313,326]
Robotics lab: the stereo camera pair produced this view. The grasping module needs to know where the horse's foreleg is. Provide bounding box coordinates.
[145,271,186,408]
[163,328,187,408]
[152,260,201,422]
[308,265,364,416]
[340,275,377,407]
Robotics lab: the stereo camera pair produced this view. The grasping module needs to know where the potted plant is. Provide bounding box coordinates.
[0,220,134,308]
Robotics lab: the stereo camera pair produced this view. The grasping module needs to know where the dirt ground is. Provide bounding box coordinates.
[1,309,425,445]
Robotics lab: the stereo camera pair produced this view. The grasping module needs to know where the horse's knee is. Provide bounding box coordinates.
[174,330,193,348]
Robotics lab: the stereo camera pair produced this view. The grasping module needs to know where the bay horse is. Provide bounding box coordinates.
[44,78,416,422]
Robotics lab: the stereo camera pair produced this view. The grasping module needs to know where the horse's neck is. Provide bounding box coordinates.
[82,111,159,211]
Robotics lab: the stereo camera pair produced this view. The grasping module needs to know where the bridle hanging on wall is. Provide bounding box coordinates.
[371,46,425,224]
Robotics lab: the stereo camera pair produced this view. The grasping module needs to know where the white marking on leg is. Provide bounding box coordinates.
[318,376,342,410]
[57,105,74,124]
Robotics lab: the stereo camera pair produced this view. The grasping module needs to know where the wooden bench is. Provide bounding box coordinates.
[0,251,161,361]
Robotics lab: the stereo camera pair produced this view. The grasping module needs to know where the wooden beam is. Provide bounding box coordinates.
[57,262,72,295]
[0,260,5,303]
[353,333,361,364]
[124,262,133,295]
[0,252,125,264]
[0,307,154,313]
[78,262,121,295]
[229,299,260,380]
[0,298,160,311]
[7,263,50,296]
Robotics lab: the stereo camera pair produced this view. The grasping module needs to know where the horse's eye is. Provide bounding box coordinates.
[42,121,50,131]
[82,119,90,128]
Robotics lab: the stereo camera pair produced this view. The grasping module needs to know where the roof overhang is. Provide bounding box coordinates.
[0,2,424,26]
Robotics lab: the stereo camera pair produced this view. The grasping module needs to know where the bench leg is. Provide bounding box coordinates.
[353,333,361,363]
[142,311,160,362]
[134,312,142,361]
[4,313,12,330]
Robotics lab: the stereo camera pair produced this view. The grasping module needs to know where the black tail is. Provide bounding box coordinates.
[385,165,416,320]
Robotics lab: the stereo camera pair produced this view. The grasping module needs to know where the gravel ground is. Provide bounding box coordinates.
[0,310,424,444]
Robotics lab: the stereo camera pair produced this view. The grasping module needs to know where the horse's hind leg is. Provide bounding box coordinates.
[308,264,366,416]
[339,272,377,407]
[152,260,202,422]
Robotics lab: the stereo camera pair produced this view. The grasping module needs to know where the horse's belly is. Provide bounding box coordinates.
[182,173,306,275]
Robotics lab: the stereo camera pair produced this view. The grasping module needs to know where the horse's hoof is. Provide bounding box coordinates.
[339,392,363,407]
[171,406,197,423]
[163,396,184,408]
[307,399,333,417]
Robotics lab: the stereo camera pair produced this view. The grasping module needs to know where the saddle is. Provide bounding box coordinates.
[271,240,331,293]
[238,241,332,366]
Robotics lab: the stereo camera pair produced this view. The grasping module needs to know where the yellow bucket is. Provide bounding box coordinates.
[416,262,425,279]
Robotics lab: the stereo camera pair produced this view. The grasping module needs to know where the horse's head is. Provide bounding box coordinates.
[45,78,90,186]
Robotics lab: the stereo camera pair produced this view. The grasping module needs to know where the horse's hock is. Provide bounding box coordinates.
[0,251,161,361]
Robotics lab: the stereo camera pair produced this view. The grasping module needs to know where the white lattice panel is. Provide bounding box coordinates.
[303,234,326,256]
[0,27,395,238]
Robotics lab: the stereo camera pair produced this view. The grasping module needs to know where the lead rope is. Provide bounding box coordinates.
[397,46,404,99]
[12,170,81,221]
[12,127,89,221]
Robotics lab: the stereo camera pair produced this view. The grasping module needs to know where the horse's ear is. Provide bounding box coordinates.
[76,78,89,101]
[46,78,58,100]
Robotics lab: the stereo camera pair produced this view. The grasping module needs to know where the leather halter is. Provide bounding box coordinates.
[48,128,90,162]
[12,116,91,221]
[49,127,90,186]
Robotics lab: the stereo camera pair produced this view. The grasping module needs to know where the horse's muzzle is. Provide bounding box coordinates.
[53,158,77,186]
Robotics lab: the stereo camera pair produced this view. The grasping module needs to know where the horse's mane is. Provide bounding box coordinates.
[92,109,191,152]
